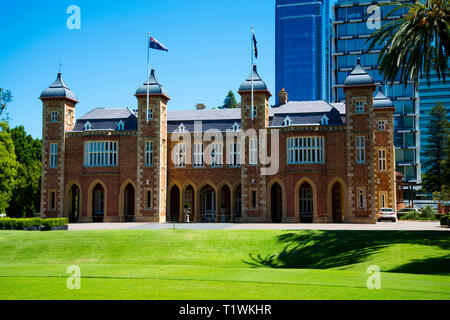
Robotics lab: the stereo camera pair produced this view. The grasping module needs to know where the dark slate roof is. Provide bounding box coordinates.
[135,69,170,98]
[238,65,269,92]
[270,103,344,127]
[73,108,137,132]
[344,58,375,87]
[373,88,394,108]
[40,73,78,101]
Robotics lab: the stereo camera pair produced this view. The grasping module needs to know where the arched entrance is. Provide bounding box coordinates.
[124,183,135,222]
[92,184,105,223]
[199,185,215,223]
[270,183,283,223]
[183,185,195,222]
[219,184,231,223]
[68,184,80,223]
[332,182,343,223]
[299,182,313,223]
[169,185,181,222]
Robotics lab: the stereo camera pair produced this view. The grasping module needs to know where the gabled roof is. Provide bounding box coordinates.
[135,69,170,99]
[74,108,137,132]
[40,73,78,102]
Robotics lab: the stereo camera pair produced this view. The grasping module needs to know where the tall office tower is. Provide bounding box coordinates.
[276,0,331,103]
[332,0,421,186]
[418,62,450,174]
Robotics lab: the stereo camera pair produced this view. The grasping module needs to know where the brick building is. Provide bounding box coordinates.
[40,59,397,224]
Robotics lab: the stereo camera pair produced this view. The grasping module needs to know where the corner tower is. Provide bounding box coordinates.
[39,73,78,218]
[238,66,272,222]
[343,58,377,223]
[135,70,169,222]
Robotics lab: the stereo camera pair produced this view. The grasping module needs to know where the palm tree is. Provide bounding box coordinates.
[368,0,450,85]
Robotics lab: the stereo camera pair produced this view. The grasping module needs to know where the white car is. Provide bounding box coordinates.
[377,208,397,222]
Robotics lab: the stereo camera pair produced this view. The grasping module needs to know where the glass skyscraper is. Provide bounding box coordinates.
[276,0,331,103]
[332,0,421,184]
[418,62,450,172]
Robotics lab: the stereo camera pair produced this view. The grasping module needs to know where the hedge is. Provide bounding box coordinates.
[0,218,68,230]
[440,215,450,227]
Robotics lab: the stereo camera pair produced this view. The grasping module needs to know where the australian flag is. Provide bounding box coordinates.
[252,30,258,59]
[150,36,168,52]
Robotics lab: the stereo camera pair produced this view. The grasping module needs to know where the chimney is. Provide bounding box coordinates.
[278,88,288,105]
[196,103,206,110]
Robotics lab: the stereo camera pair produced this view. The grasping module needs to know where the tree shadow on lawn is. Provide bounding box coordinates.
[244,231,450,275]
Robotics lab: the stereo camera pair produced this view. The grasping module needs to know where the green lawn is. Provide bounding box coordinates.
[0,229,449,300]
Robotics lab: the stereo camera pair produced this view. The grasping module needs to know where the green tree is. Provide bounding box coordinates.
[368,0,450,85]
[0,121,18,214]
[6,126,42,217]
[422,102,449,192]
[220,90,238,109]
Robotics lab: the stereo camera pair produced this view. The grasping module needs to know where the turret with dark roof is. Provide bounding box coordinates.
[40,72,78,102]
[344,58,376,88]
[238,65,271,96]
[135,69,170,99]
[373,87,394,108]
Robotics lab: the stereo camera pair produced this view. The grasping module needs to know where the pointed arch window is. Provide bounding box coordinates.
[320,115,329,125]
[232,122,240,132]
[178,123,186,133]
[117,120,125,131]
[282,116,292,127]
[84,121,93,131]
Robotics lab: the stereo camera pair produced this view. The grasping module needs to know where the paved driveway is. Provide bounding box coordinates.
[69,220,447,231]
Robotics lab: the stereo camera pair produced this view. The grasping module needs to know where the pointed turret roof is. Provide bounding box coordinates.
[40,73,78,102]
[373,87,394,108]
[344,58,375,87]
[238,65,271,95]
[135,69,170,99]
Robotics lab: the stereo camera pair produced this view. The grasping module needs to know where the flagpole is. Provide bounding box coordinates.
[146,32,151,124]
[251,26,254,123]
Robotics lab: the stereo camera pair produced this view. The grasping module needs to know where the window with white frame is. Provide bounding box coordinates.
[117,120,125,131]
[282,116,292,127]
[147,108,153,121]
[51,111,58,123]
[49,143,58,168]
[84,141,118,167]
[356,136,365,164]
[229,141,240,167]
[174,143,186,167]
[378,149,386,171]
[357,187,366,209]
[210,143,223,167]
[287,137,325,164]
[378,120,386,131]
[251,107,257,118]
[356,101,364,114]
[177,123,186,133]
[193,143,204,167]
[249,137,258,165]
[320,115,329,125]
[232,122,240,132]
[145,141,154,166]
[84,121,93,131]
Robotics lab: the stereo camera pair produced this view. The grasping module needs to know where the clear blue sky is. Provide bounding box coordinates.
[1,0,337,139]
[0,0,275,138]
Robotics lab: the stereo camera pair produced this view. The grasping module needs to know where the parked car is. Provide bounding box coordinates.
[377,208,397,222]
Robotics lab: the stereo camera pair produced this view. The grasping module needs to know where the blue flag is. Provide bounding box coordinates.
[150,36,168,52]
[252,30,258,59]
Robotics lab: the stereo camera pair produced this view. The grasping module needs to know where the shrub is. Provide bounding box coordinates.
[0,218,13,229]
[420,206,435,219]
[42,218,68,228]
[399,211,420,220]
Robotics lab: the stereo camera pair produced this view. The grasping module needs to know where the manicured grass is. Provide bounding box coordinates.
[0,230,449,299]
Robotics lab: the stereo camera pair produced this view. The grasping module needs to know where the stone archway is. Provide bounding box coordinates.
[270,182,283,223]
[331,182,344,223]
[218,184,231,223]
[198,184,216,223]
[123,183,135,222]
[68,184,80,223]
[298,182,314,223]
[169,185,181,222]
[92,183,105,223]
